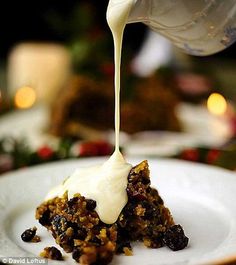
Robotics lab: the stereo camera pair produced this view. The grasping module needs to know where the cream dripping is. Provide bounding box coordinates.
[45,0,134,224]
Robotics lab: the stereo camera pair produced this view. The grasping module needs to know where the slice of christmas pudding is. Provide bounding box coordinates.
[36,160,188,265]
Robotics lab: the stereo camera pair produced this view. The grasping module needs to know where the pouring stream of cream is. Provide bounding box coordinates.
[46,0,134,224]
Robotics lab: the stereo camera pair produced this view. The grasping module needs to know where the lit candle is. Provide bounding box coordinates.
[8,43,72,105]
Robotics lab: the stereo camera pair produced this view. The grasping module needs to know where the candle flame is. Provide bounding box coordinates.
[14,86,36,109]
[207,93,227,116]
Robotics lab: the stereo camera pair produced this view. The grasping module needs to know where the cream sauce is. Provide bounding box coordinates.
[46,0,134,224]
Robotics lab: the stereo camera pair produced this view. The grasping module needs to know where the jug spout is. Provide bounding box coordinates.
[127,0,150,24]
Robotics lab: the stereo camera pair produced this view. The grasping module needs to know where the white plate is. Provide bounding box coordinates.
[0,105,54,149]
[124,103,233,157]
[0,158,236,265]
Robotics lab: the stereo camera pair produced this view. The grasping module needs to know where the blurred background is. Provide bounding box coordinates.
[0,0,236,173]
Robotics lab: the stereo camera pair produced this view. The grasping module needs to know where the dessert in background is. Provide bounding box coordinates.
[50,72,181,138]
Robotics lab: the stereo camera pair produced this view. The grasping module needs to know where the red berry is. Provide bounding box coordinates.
[79,141,112,157]
[206,149,220,164]
[94,141,113,156]
[37,146,54,160]
[181,149,199,162]
[79,142,99,157]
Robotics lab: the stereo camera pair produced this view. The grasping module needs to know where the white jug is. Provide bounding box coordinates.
[127,0,236,56]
